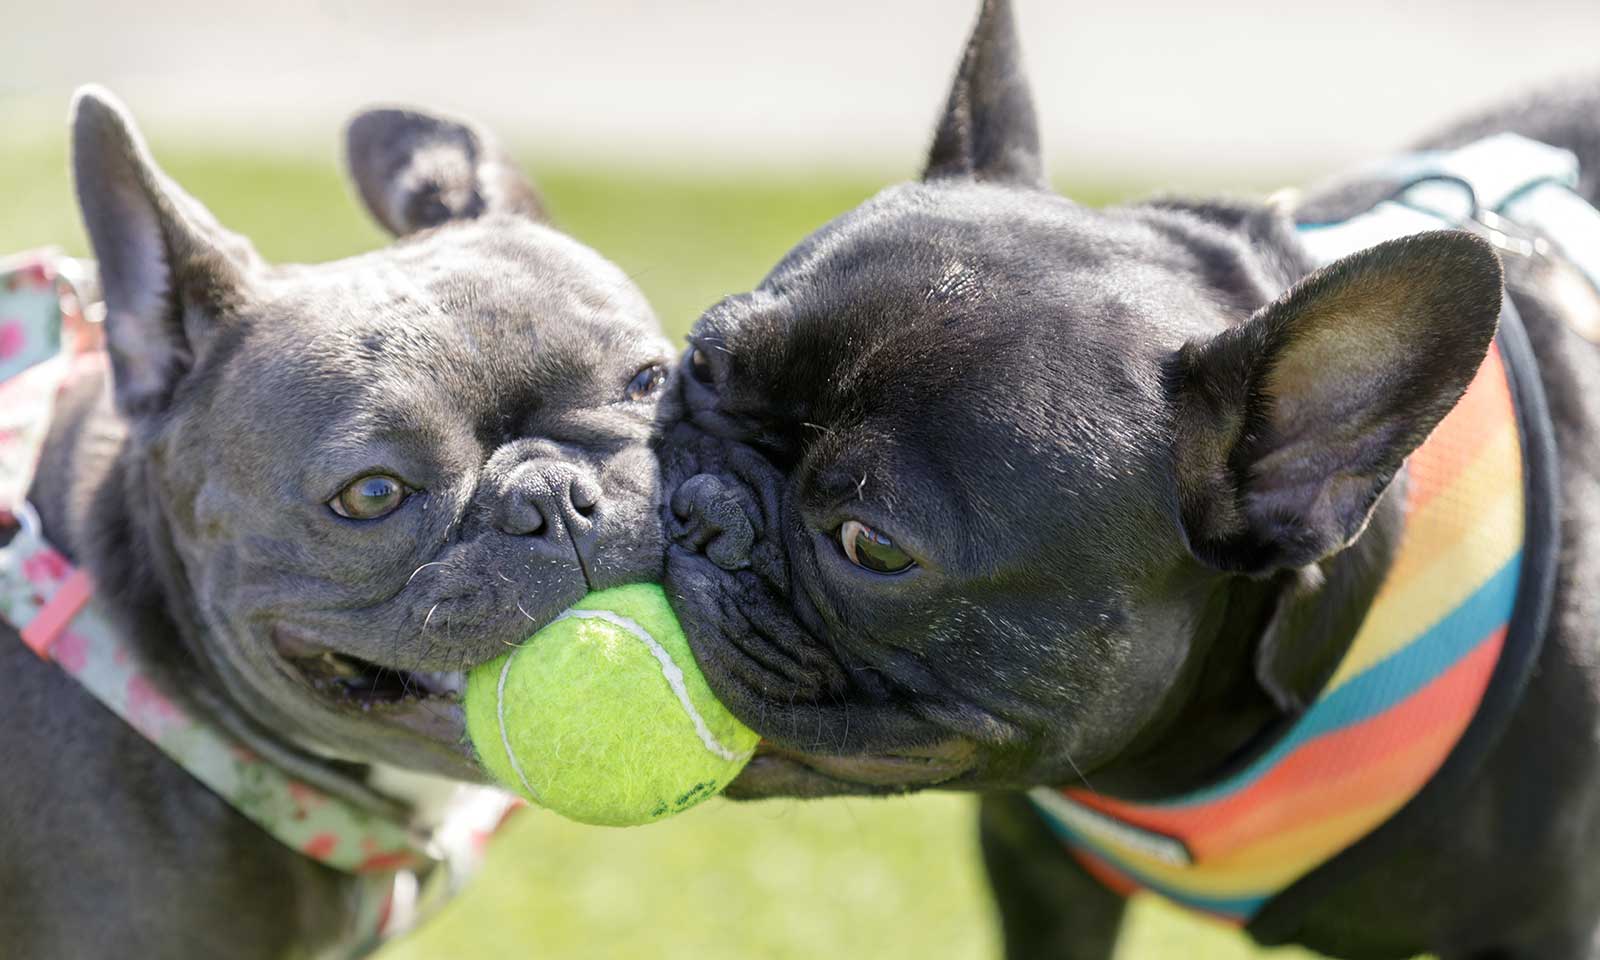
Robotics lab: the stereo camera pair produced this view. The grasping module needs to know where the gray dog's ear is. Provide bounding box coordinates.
[923,0,1046,189]
[71,85,260,422]
[344,107,545,236]
[1172,231,1504,576]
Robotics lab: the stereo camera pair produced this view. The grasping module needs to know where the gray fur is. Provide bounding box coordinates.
[1,87,670,956]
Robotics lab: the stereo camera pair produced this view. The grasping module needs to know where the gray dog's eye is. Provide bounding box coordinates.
[624,363,667,402]
[329,474,409,521]
[839,519,915,574]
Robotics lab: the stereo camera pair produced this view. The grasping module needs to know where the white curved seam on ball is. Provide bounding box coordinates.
[555,608,749,762]
[496,653,542,802]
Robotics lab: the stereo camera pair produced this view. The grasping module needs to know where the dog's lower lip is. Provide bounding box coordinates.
[301,651,464,706]
[740,740,976,791]
[273,630,464,707]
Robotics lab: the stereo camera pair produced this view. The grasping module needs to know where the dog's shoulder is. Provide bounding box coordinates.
[0,622,353,957]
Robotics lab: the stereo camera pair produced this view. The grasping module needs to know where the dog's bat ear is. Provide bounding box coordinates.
[344,107,545,237]
[922,0,1046,189]
[1171,230,1504,575]
[71,85,260,423]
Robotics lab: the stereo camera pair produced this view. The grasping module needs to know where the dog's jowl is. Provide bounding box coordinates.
[0,90,672,956]
[662,2,1600,958]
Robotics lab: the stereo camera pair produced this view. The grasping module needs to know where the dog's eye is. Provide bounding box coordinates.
[688,348,715,385]
[839,519,915,574]
[624,363,667,402]
[329,474,409,521]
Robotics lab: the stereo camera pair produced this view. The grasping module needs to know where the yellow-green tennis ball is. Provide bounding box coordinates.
[464,584,758,827]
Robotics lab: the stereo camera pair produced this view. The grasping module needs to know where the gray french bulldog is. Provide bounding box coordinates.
[0,89,671,957]
[663,2,1600,957]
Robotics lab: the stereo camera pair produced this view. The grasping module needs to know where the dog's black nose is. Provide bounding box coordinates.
[495,459,602,540]
[670,473,755,570]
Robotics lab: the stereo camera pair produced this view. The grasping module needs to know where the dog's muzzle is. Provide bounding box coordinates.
[669,473,756,570]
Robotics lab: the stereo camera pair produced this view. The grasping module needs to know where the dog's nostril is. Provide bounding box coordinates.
[670,473,723,521]
[498,496,546,538]
[570,476,600,518]
[670,473,756,570]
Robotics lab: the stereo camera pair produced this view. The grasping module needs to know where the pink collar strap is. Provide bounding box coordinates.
[0,251,519,953]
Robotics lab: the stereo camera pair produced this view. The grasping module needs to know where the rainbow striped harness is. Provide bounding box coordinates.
[1029,133,1567,936]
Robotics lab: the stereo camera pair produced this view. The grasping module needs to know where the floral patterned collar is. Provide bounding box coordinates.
[0,251,518,954]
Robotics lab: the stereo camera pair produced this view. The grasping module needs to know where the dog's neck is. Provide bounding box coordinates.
[1075,206,1408,799]
[27,367,416,818]
[1085,488,1405,799]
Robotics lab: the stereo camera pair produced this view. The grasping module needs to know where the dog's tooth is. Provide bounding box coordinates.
[412,670,465,697]
[321,652,363,678]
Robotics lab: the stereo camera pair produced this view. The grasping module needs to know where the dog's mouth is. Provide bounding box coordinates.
[270,626,469,745]
[663,544,984,800]
[287,646,466,707]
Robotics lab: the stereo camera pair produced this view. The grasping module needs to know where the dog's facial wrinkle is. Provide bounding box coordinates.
[665,182,1276,795]
[134,219,671,775]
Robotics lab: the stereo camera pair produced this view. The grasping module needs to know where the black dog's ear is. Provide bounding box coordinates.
[1173,231,1504,575]
[345,107,545,236]
[923,0,1046,189]
[71,86,259,422]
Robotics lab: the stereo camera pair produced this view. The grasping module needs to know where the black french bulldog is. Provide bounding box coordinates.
[0,89,671,956]
[663,2,1600,958]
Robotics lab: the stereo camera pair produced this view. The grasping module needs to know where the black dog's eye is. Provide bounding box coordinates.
[624,363,667,402]
[329,474,409,521]
[839,519,915,574]
[688,348,715,384]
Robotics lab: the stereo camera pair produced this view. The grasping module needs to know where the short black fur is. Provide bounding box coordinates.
[661,3,1600,957]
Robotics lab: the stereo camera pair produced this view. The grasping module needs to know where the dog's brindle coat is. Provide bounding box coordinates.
[663,3,1600,957]
[0,92,670,956]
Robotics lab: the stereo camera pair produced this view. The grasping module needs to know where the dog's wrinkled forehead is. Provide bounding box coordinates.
[231,217,660,427]
[709,182,1227,405]
[689,182,1203,574]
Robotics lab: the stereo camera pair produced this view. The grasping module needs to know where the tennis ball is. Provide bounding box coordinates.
[464,584,758,827]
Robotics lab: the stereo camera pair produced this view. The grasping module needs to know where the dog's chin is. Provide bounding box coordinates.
[260,571,590,769]
[665,548,996,803]
[726,741,978,800]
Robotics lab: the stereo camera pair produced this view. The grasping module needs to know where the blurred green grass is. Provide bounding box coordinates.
[0,121,1325,960]
[0,125,1150,340]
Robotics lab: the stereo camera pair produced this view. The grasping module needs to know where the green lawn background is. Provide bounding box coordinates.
[1,117,1332,960]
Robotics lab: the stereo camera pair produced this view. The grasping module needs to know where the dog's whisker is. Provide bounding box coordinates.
[515,599,537,624]
[405,561,448,587]
[1062,747,1097,796]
